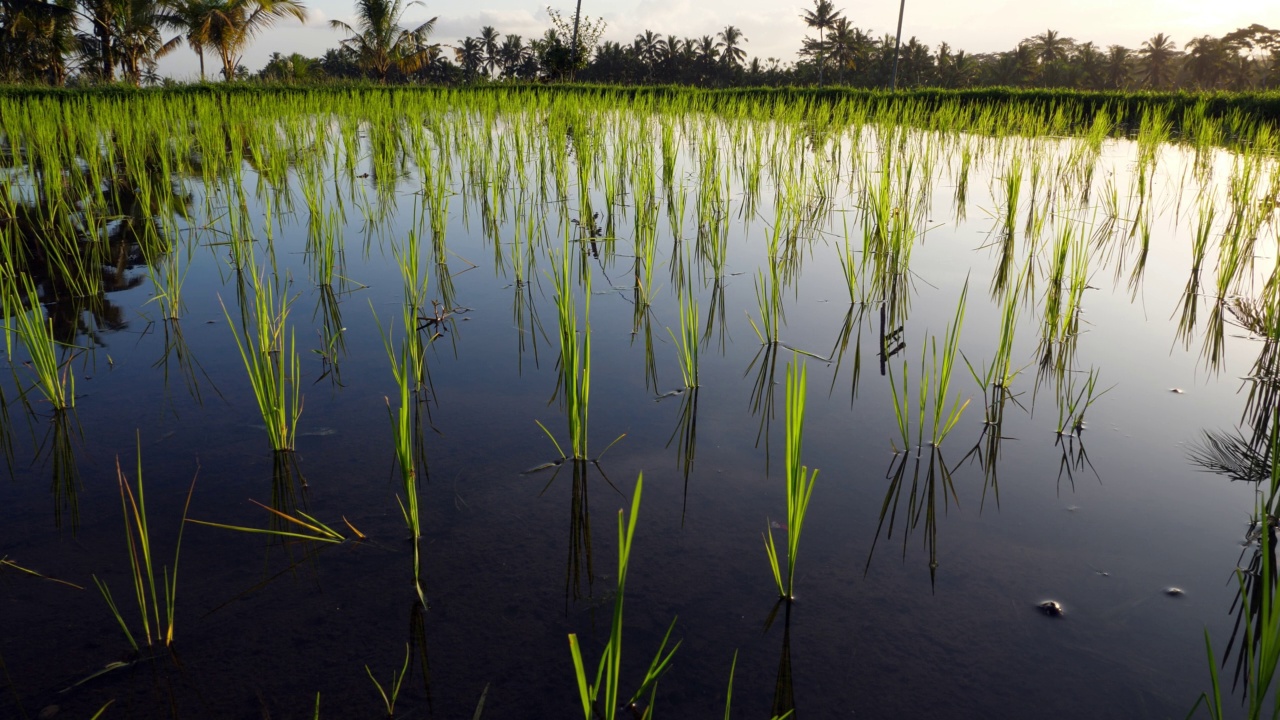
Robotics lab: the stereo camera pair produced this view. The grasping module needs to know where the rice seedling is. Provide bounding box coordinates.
[568,475,680,720]
[1174,197,1216,349]
[220,270,304,453]
[143,220,191,322]
[763,358,819,601]
[6,273,76,411]
[964,281,1023,425]
[366,643,412,719]
[1191,499,1280,719]
[186,498,362,544]
[0,555,83,589]
[1000,154,1024,243]
[888,284,971,452]
[667,276,700,390]
[93,438,196,653]
[748,266,784,346]
[1054,366,1109,436]
[927,282,970,447]
[537,237,622,463]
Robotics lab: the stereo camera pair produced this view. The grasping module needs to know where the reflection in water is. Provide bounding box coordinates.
[407,599,435,715]
[2,158,189,348]
[1224,516,1276,699]
[6,91,1280,717]
[270,451,309,521]
[531,459,626,608]
[664,388,699,524]
[512,277,548,374]
[311,285,348,388]
[0,384,14,480]
[960,384,1021,511]
[747,341,782,449]
[38,410,82,530]
[828,305,870,405]
[152,319,219,407]
[1188,408,1280,709]
[1053,433,1099,494]
[763,599,797,719]
[867,447,956,589]
[1232,295,1280,451]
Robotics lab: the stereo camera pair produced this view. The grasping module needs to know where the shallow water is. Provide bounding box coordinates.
[1,94,1277,718]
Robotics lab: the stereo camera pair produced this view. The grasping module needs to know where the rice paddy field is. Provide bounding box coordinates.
[3,86,1280,718]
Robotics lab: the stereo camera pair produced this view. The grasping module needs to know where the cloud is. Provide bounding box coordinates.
[302,7,329,27]
[434,10,548,43]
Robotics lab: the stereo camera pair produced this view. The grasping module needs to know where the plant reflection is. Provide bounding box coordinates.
[866,446,956,590]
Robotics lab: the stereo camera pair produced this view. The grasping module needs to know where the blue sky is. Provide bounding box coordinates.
[157,0,1274,77]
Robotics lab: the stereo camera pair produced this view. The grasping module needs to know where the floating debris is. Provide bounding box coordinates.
[1039,600,1065,617]
[1169,388,1185,394]
[1164,587,1185,597]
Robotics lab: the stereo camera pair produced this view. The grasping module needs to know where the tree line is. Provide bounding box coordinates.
[3,0,1278,90]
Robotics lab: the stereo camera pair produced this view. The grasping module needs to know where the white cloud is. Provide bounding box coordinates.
[303,8,329,27]
[435,10,548,44]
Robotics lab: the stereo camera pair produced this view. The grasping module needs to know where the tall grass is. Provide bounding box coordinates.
[220,271,303,452]
[1193,499,1280,719]
[373,305,429,606]
[6,273,76,411]
[668,276,701,389]
[568,475,680,720]
[539,238,604,461]
[93,437,196,652]
[888,284,970,451]
[764,358,819,601]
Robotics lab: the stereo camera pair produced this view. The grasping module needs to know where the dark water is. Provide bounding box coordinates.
[1,102,1273,719]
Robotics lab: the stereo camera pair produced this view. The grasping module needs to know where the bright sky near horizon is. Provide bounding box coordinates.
[156,0,1275,78]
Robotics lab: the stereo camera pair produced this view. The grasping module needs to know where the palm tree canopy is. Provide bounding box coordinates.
[329,0,435,81]
[206,0,309,80]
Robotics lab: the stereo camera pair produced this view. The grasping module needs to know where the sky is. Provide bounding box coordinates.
[157,0,1275,78]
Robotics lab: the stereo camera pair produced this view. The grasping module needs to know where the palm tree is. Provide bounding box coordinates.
[717,25,746,69]
[497,33,527,78]
[170,0,219,80]
[634,29,659,66]
[1184,35,1230,89]
[113,0,182,85]
[1137,32,1178,88]
[205,0,308,81]
[825,18,858,82]
[75,0,121,80]
[1072,41,1104,90]
[800,0,843,85]
[1,0,77,84]
[478,24,498,76]
[329,0,435,82]
[1104,45,1131,89]
[1033,29,1072,65]
[692,34,718,83]
[453,35,482,79]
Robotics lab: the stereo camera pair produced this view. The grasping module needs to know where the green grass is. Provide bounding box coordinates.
[888,283,971,452]
[764,358,819,601]
[187,499,362,544]
[568,475,680,720]
[93,437,196,652]
[220,270,303,453]
[366,643,412,718]
[5,273,76,411]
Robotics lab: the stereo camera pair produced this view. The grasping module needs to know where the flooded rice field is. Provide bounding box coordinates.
[2,89,1279,718]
